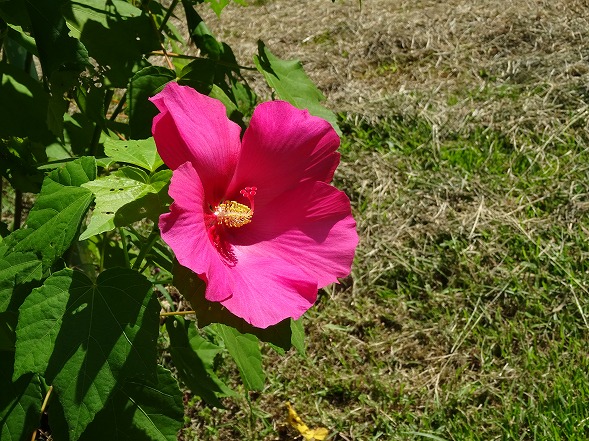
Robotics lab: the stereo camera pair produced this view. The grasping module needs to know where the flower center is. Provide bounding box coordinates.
[213,186,256,228]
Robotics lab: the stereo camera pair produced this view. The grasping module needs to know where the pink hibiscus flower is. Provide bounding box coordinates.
[151,82,358,328]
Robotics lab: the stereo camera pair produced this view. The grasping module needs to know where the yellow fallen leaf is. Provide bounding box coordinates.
[286,402,329,441]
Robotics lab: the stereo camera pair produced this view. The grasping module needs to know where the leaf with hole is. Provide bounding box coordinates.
[104,138,164,173]
[80,167,171,240]
[2,171,94,272]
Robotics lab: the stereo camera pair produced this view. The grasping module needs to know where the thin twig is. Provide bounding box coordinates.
[160,310,196,317]
[149,50,257,71]
[13,189,22,230]
[31,385,53,441]
[132,227,159,271]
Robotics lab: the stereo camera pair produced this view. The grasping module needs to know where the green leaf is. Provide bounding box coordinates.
[80,167,171,240]
[24,0,89,87]
[128,67,176,140]
[2,174,93,272]
[177,58,216,94]
[254,41,340,134]
[209,84,241,120]
[104,138,164,173]
[77,366,183,441]
[166,316,234,407]
[66,0,160,88]
[290,318,306,356]
[203,0,231,16]
[6,24,38,56]
[0,252,42,311]
[181,1,223,58]
[210,323,264,391]
[0,137,47,193]
[174,263,296,351]
[0,62,52,141]
[0,354,42,441]
[14,268,159,441]
[48,156,97,187]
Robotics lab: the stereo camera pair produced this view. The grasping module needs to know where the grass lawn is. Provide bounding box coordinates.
[177,1,589,439]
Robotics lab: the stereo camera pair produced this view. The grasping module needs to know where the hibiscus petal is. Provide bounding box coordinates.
[159,162,233,301]
[226,101,340,205]
[150,82,241,201]
[219,257,318,328]
[229,181,358,288]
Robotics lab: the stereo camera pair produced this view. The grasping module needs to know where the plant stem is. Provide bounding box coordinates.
[13,189,22,230]
[160,310,196,317]
[31,385,54,441]
[143,2,174,70]
[158,0,179,33]
[90,89,115,156]
[149,50,257,71]
[119,228,131,269]
[109,93,126,122]
[132,227,159,271]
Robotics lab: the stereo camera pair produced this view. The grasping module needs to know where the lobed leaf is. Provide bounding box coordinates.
[80,167,171,240]
[104,138,164,173]
[77,366,183,441]
[2,176,93,272]
[14,268,159,441]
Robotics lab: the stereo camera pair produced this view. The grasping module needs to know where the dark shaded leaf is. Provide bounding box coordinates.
[77,366,183,441]
[127,67,176,139]
[173,263,296,351]
[0,354,42,441]
[166,316,234,407]
[14,268,159,441]
[65,0,160,88]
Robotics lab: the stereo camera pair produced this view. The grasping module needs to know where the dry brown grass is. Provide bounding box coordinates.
[180,1,589,440]
[202,0,589,136]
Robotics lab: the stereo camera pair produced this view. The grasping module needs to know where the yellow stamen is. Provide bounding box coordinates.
[214,200,253,228]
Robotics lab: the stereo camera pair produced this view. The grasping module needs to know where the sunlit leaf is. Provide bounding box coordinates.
[48,156,97,187]
[14,268,159,440]
[2,173,93,272]
[209,323,264,391]
[166,316,234,407]
[80,167,171,240]
[78,366,183,441]
[254,41,340,134]
[104,138,164,173]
